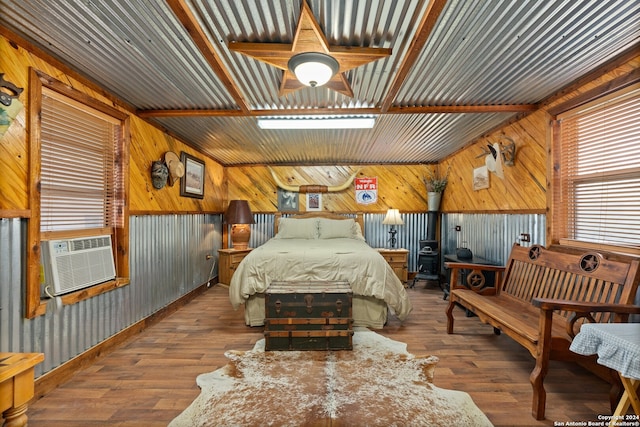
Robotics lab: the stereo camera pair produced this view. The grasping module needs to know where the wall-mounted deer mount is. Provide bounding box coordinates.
[477,137,517,167]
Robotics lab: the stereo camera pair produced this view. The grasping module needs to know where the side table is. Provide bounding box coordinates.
[570,323,640,423]
[218,248,252,286]
[376,248,409,285]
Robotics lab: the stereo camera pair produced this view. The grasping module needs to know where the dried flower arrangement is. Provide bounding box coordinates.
[423,164,451,193]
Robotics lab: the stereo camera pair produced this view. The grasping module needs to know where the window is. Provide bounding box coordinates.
[40,88,124,232]
[552,83,640,250]
[27,69,130,318]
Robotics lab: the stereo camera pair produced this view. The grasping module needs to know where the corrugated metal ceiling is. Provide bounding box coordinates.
[1,0,638,165]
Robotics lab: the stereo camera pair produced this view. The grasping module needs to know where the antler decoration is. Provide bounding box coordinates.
[269,167,358,193]
[476,137,516,166]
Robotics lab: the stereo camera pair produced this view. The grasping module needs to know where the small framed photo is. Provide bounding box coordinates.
[278,188,299,212]
[473,166,489,191]
[306,193,322,211]
[180,152,205,199]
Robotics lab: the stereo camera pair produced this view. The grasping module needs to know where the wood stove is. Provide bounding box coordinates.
[411,212,441,288]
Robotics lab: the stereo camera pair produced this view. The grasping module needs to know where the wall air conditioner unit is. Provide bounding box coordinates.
[42,235,116,296]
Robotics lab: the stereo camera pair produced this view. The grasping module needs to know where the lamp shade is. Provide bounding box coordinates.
[288,52,339,87]
[224,200,255,224]
[382,209,404,226]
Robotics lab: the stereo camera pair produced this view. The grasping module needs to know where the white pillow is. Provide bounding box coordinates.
[318,218,357,239]
[276,218,318,239]
[352,222,366,241]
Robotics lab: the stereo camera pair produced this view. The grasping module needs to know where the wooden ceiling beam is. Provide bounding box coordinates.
[388,104,538,114]
[137,108,381,118]
[165,0,251,113]
[137,109,246,118]
[379,0,448,113]
[137,103,537,118]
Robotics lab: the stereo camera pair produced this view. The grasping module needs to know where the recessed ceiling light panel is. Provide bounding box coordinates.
[257,116,376,130]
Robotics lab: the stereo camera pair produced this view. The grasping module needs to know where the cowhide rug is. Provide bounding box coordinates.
[169,328,493,426]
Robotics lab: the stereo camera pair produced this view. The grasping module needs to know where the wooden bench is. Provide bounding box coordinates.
[445,243,640,420]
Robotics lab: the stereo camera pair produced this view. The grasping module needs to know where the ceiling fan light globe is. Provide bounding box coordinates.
[294,62,332,87]
[288,52,339,88]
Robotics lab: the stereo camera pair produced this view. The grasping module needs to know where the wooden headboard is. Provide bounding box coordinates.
[274,211,365,237]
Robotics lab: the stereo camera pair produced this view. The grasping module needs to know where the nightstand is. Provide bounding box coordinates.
[376,248,409,284]
[218,248,252,286]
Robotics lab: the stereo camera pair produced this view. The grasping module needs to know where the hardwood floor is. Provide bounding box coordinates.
[21,284,613,426]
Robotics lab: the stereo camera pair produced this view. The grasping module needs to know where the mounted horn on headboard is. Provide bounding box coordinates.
[268,167,358,193]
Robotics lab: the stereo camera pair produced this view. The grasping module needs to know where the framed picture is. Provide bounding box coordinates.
[306,193,322,211]
[278,188,299,212]
[473,166,489,191]
[180,152,205,199]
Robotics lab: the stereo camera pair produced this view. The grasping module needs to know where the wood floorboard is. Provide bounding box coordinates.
[19,284,615,426]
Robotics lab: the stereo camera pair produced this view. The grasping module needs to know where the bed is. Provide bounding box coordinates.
[228,212,413,329]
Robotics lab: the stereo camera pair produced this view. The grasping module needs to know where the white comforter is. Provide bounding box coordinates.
[228,238,412,321]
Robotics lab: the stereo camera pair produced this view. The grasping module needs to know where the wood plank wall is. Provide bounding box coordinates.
[128,116,225,214]
[227,164,431,213]
[442,110,549,213]
[0,35,225,216]
[226,121,550,214]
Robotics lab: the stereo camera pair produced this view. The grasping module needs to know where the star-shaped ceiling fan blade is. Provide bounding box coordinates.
[228,0,391,98]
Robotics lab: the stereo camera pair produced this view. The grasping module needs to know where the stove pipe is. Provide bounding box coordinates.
[427,211,438,241]
[419,212,439,251]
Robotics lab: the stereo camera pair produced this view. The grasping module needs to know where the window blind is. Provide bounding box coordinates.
[554,85,640,248]
[40,89,122,232]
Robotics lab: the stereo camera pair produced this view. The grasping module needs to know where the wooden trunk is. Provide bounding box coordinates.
[264,281,353,351]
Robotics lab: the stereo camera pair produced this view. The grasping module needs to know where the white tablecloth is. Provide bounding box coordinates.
[570,323,640,380]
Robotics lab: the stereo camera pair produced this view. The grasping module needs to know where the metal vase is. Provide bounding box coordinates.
[427,192,442,211]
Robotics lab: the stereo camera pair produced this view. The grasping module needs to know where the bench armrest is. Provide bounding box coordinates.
[533,298,640,336]
[532,298,640,315]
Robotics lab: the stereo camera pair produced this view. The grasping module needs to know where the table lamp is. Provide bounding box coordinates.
[382,208,404,248]
[224,200,255,250]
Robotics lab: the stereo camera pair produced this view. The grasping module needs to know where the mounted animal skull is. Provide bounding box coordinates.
[477,138,517,167]
[485,143,504,179]
[477,137,517,180]
[269,167,358,193]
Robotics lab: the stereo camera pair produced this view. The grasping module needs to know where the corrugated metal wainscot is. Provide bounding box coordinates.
[0,214,221,376]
